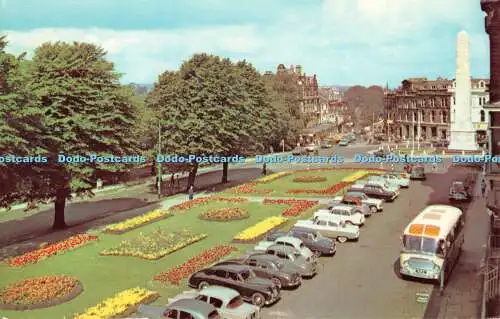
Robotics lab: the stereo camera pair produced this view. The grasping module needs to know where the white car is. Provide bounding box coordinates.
[295,215,360,243]
[164,286,261,319]
[254,235,317,260]
[379,173,410,188]
[305,143,318,152]
[368,176,401,190]
[314,204,365,226]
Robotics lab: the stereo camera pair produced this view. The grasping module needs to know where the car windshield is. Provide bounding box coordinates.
[240,270,254,281]
[403,235,439,254]
[227,296,244,309]
[272,261,282,270]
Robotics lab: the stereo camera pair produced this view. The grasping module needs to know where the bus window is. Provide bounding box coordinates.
[403,235,439,254]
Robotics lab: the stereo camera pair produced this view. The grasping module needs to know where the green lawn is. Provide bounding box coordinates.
[222,169,352,197]
[0,200,307,319]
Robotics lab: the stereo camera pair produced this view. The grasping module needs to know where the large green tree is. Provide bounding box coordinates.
[147,53,279,187]
[22,41,138,229]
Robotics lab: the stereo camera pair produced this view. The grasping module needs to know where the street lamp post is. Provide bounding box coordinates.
[157,120,162,199]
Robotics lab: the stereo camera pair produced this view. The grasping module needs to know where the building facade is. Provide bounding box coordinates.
[384,77,489,142]
[275,64,321,127]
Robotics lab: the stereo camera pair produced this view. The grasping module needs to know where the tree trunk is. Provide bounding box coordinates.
[222,162,228,183]
[53,187,69,230]
[186,164,198,192]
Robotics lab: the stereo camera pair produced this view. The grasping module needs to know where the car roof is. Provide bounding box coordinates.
[200,286,239,301]
[275,236,302,245]
[291,227,317,234]
[267,244,298,253]
[169,299,216,315]
[330,204,353,211]
[314,214,344,221]
[211,264,250,272]
[346,191,363,196]
[245,253,278,262]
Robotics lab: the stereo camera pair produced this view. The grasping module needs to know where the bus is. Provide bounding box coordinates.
[399,205,464,292]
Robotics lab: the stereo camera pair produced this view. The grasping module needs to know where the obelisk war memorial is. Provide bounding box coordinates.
[448,31,479,151]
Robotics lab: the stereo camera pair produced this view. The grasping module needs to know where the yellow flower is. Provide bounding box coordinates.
[342,171,374,183]
[257,171,291,183]
[74,287,159,319]
[234,216,287,240]
[104,210,171,232]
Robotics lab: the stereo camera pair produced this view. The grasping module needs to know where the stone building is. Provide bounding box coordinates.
[384,77,489,141]
[275,64,321,127]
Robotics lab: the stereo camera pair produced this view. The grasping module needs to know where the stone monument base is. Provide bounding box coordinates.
[448,131,478,151]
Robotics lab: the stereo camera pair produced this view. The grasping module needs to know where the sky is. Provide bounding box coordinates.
[0,0,491,87]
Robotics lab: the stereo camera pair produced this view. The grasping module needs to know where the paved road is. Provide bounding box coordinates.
[261,167,479,319]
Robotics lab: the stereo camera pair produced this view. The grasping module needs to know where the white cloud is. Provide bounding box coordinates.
[2,0,489,85]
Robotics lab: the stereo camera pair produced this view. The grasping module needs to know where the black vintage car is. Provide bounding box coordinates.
[215,256,302,288]
[187,264,281,307]
[266,229,336,256]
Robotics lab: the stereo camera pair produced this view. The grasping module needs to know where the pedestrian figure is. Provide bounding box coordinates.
[176,174,180,190]
[391,163,395,172]
[482,179,487,198]
[432,162,437,172]
[170,174,174,188]
[270,146,274,154]
[188,185,194,200]
[262,163,267,175]
[96,178,103,190]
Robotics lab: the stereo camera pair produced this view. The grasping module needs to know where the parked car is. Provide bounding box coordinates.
[349,181,399,202]
[295,215,360,243]
[216,257,301,289]
[338,139,349,146]
[160,286,261,319]
[292,146,307,155]
[320,140,332,148]
[137,299,220,319]
[373,149,387,157]
[314,204,365,226]
[266,228,336,256]
[327,196,373,217]
[249,245,317,278]
[305,143,318,152]
[368,175,402,190]
[378,173,410,188]
[187,264,280,307]
[410,165,426,180]
[448,181,472,202]
[253,235,318,261]
[329,191,383,214]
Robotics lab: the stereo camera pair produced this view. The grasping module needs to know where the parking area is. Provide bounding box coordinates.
[261,167,476,319]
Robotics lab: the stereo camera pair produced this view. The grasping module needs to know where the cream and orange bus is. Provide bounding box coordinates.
[399,205,464,291]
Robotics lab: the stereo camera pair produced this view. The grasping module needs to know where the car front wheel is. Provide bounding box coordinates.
[370,206,377,214]
[251,292,266,307]
[337,236,347,243]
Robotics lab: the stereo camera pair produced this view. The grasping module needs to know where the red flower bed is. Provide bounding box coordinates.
[8,234,98,267]
[286,181,351,195]
[169,196,248,211]
[230,182,272,195]
[263,199,319,217]
[153,245,237,285]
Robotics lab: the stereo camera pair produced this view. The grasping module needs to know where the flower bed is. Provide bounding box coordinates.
[104,209,172,234]
[263,199,319,217]
[229,182,273,195]
[199,207,249,221]
[169,196,248,211]
[74,287,159,319]
[153,245,238,285]
[100,229,207,260]
[8,234,98,267]
[0,275,83,310]
[233,216,287,242]
[292,175,327,183]
[286,181,351,195]
[257,171,291,183]
[342,170,375,183]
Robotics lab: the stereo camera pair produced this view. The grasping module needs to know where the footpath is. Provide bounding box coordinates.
[427,173,490,319]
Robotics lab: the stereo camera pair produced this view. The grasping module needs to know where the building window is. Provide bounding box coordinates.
[431,111,435,122]
[480,81,484,88]
[481,110,485,122]
[453,97,456,105]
